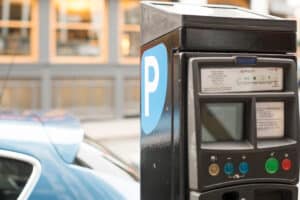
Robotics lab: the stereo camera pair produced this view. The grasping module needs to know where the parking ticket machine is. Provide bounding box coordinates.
[140,2,299,200]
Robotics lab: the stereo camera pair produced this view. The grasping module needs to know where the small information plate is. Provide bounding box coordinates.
[256,102,284,139]
[201,67,283,93]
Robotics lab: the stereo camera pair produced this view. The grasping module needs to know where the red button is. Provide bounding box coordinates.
[281,158,292,171]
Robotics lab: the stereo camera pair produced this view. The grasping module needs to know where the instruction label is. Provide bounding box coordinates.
[256,102,284,139]
[201,67,283,93]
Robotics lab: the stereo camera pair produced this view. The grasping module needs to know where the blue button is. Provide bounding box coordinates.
[224,162,234,176]
[239,162,249,174]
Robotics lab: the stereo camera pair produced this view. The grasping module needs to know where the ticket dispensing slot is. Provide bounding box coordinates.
[190,183,298,200]
[188,56,298,195]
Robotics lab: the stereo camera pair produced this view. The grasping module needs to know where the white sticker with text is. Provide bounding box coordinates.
[256,102,284,139]
[201,67,283,93]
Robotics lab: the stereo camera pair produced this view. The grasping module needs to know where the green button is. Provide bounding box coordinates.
[265,158,279,174]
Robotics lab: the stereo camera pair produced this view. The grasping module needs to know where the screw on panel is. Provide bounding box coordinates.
[210,155,217,162]
[153,163,157,169]
[285,153,289,158]
[270,152,275,157]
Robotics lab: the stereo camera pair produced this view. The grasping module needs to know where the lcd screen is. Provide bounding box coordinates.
[201,103,244,142]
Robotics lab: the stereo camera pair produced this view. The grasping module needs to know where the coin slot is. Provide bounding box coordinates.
[254,189,292,200]
[222,191,239,200]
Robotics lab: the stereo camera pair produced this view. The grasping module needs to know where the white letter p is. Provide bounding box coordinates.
[144,56,159,117]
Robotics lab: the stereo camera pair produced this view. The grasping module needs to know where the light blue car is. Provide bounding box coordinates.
[0,112,139,200]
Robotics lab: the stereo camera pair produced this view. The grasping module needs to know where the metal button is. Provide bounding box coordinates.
[208,163,220,176]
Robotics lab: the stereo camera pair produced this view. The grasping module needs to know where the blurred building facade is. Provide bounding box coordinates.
[0,0,297,120]
[0,0,144,120]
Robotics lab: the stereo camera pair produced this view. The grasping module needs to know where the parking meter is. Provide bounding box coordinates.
[140,2,299,200]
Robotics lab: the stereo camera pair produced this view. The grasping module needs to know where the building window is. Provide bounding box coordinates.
[50,0,107,63]
[124,78,139,116]
[0,79,40,111]
[119,0,140,64]
[52,78,114,119]
[208,0,250,8]
[0,0,38,62]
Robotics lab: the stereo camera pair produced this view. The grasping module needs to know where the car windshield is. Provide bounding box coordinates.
[74,139,139,181]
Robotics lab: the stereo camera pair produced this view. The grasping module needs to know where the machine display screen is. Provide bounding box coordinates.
[201,103,244,142]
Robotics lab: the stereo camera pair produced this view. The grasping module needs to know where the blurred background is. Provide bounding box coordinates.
[0,0,298,169]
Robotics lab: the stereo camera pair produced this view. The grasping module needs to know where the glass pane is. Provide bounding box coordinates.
[56,29,100,56]
[0,157,33,199]
[208,0,250,8]
[1,87,12,108]
[55,0,103,23]
[74,86,89,107]
[90,86,112,107]
[15,87,32,110]
[121,31,140,57]
[52,79,114,119]
[58,87,73,108]
[0,79,40,111]
[55,0,104,57]
[124,4,140,25]
[124,79,139,115]
[201,103,244,142]
[0,28,30,55]
[0,0,32,21]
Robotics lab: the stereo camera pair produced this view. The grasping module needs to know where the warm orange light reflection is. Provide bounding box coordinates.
[121,34,130,56]
[56,0,92,12]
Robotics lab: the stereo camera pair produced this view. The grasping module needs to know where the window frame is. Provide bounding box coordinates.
[0,149,41,200]
[49,0,108,64]
[0,0,39,63]
[118,0,140,64]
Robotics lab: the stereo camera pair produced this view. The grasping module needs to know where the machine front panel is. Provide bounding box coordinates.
[187,56,299,194]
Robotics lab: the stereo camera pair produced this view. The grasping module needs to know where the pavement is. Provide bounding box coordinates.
[82,118,140,167]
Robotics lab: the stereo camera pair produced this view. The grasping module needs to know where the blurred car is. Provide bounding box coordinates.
[0,111,139,200]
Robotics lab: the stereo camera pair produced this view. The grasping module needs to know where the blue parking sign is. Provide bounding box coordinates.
[141,44,168,135]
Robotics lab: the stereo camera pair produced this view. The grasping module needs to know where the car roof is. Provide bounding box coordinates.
[0,110,84,164]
